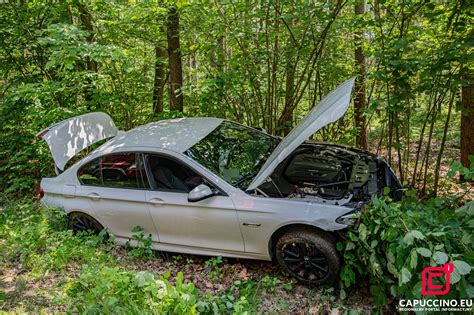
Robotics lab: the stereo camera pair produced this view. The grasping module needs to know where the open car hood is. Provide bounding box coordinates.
[247,77,355,191]
[36,112,118,171]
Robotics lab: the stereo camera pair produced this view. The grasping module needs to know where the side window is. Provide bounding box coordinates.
[146,155,204,193]
[78,158,102,185]
[78,153,149,189]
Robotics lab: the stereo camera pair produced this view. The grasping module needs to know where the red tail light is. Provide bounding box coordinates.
[39,187,45,199]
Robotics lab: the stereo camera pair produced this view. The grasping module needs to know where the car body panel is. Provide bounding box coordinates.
[36,112,118,171]
[247,77,355,190]
[146,190,244,252]
[77,185,157,243]
[233,195,349,255]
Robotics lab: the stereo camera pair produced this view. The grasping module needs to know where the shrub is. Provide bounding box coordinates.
[339,194,473,307]
[64,268,206,314]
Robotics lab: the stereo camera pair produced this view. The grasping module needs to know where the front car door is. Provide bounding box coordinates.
[143,152,244,253]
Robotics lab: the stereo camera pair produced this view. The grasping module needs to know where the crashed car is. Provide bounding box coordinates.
[38,78,401,285]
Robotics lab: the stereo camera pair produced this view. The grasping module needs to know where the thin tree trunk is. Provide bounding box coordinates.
[153,45,167,114]
[280,56,296,135]
[434,91,455,195]
[354,0,368,149]
[78,3,97,108]
[167,5,183,112]
[461,71,474,178]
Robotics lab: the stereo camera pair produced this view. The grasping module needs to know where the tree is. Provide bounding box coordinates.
[461,72,473,175]
[353,0,367,149]
[77,2,98,108]
[153,44,167,114]
[167,5,183,112]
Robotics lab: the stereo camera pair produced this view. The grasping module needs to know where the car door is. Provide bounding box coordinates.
[76,152,158,244]
[143,153,244,252]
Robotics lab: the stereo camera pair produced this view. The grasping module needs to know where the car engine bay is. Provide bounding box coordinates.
[255,143,401,206]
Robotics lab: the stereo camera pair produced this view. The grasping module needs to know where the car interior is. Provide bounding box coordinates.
[146,155,203,193]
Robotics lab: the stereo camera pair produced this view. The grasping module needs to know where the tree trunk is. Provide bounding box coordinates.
[153,45,167,114]
[167,5,183,112]
[279,56,296,136]
[78,3,98,108]
[354,0,368,149]
[461,72,474,174]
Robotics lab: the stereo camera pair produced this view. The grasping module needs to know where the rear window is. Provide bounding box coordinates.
[78,153,149,189]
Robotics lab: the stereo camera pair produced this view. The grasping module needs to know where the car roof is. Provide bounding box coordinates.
[98,117,223,154]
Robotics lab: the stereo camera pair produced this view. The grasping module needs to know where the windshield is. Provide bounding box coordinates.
[185,121,279,187]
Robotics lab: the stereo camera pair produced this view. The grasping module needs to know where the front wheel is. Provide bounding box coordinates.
[275,229,340,286]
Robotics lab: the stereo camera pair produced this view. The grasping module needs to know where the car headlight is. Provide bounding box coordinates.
[336,211,358,225]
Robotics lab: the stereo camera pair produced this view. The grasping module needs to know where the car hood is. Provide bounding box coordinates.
[247,77,355,191]
[36,112,118,171]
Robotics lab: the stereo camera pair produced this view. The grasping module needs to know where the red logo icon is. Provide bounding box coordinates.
[421,263,454,295]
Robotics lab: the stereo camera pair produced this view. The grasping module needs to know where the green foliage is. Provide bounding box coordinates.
[0,198,115,278]
[125,225,155,261]
[65,268,206,314]
[0,0,471,196]
[205,256,224,281]
[339,194,473,307]
[448,156,474,181]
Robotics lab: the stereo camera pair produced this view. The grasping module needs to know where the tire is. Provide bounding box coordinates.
[275,228,340,286]
[68,212,104,235]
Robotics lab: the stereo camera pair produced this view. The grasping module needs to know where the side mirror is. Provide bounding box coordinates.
[188,184,215,202]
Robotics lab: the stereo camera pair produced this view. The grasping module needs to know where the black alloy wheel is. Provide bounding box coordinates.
[276,229,340,285]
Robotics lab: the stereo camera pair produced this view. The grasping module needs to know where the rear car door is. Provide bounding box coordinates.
[143,153,244,252]
[76,152,158,243]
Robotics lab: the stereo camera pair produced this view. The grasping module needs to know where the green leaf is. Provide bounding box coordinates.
[403,230,425,245]
[358,223,368,243]
[400,268,411,284]
[450,269,461,284]
[410,249,418,269]
[386,251,395,264]
[346,241,355,251]
[416,247,432,257]
[433,251,448,265]
[453,260,471,275]
[387,262,398,276]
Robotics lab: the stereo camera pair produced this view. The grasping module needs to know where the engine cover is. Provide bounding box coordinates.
[284,154,342,183]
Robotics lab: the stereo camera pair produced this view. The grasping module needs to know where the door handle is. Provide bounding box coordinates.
[242,222,261,227]
[87,192,101,200]
[148,198,166,206]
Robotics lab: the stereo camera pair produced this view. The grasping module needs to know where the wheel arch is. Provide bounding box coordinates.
[67,210,105,230]
[268,223,340,260]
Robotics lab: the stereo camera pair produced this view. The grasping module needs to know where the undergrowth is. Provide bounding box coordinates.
[339,192,473,309]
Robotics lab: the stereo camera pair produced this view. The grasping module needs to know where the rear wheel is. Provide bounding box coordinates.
[69,212,104,235]
[275,229,340,286]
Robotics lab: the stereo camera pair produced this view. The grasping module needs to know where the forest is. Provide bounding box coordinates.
[0,0,472,313]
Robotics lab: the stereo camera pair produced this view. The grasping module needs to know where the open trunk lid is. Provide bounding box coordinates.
[36,112,118,171]
[247,77,355,191]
